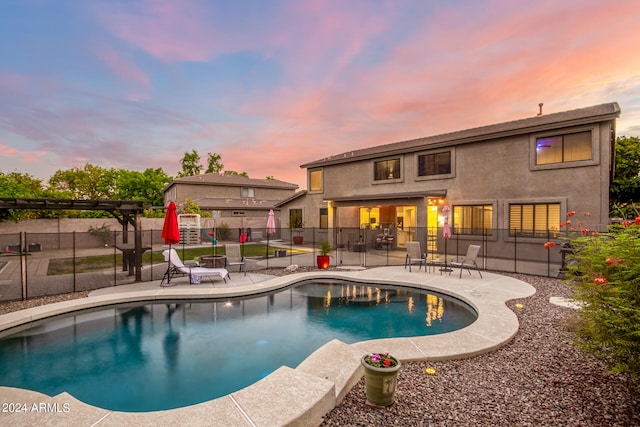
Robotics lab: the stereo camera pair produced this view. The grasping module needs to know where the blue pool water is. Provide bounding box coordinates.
[0,279,476,412]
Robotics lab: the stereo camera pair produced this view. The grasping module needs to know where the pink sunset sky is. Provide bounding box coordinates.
[1,0,639,189]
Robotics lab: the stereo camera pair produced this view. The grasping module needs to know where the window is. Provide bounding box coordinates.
[359,207,380,229]
[418,152,451,176]
[509,203,561,237]
[241,187,255,198]
[536,131,592,165]
[289,208,303,228]
[453,205,493,235]
[309,169,323,192]
[319,208,328,229]
[374,158,400,181]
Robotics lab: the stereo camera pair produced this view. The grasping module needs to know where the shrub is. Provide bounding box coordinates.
[319,240,333,255]
[566,224,640,389]
[88,223,115,246]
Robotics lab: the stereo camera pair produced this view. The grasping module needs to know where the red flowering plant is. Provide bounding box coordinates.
[565,221,640,389]
[363,352,399,369]
[546,211,603,277]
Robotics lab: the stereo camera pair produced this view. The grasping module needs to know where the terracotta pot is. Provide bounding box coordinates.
[293,236,303,245]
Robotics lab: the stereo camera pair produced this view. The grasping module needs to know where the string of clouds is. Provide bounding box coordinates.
[1,0,639,189]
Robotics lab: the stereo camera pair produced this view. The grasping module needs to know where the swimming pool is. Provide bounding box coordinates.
[0,278,476,412]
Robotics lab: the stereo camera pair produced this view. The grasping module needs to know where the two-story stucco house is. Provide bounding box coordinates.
[163,174,298,235]
[284,102,620,267]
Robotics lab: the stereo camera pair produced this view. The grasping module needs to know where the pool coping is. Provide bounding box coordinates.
[0,267,536,426]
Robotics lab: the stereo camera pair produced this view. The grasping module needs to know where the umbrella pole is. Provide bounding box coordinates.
[165,243,172,284]
[444,239,447,271]
[267,234,269,269]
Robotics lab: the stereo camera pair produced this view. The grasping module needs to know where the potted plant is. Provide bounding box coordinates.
[361,352,401,407]
[288,217,305,245]
[317,240,332,269]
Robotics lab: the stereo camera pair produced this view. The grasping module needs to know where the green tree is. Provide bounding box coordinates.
[180,197,211,217]
[610,136,640,219]
[0,171,43,198]
[115,168,171,206]
[0,171,45,220]
[205,152,224,174]
[177,150,202,177]
[48,164,118,200]
[223,170,249,177]
[48,164,121,218]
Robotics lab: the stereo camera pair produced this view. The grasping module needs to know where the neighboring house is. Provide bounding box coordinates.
[284,102,620,258]
[163,174,298,236]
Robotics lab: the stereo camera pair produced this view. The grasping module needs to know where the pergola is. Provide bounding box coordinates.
[0,198,149,281]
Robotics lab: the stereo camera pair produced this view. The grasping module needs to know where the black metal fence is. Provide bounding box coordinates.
[0,226,570,301]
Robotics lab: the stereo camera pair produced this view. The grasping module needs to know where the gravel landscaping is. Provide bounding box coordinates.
[0,271,638,426]
[321,273,640,426]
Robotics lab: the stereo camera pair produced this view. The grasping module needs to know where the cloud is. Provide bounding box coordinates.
[0,143,47,164]
[94,0,252,62]
[97,45,152,91]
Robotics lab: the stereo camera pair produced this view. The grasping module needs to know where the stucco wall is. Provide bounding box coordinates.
[313,120,612,232]
[0,218,165,234]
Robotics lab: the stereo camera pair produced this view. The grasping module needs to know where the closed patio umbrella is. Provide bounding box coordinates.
[266,209,276,268]
[161,201,180,284]
[442,205,451,239]
[442,205,451,272]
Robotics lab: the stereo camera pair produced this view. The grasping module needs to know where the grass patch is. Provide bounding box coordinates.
[47,255,122,275]
[46,244,295,275]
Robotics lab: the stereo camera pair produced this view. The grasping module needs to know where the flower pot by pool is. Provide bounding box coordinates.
[361,353,401,407]
[293,236,303,245]
[316,255,330,269]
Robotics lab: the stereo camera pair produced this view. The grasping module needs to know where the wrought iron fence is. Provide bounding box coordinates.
[0,226,572,301]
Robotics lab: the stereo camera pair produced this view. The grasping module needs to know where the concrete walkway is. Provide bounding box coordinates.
[0,267,535,427]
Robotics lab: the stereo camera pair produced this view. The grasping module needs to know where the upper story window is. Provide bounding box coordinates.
[418,152,451,176]
[309,169,323,192]
[509,203,560,238]
[453,204,493,236]
[241,187,255,198]
[374,158,401,181]
[536,131,592,165]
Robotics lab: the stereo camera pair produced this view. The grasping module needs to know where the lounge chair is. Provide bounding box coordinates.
[161,249,229,285]
[225,244,246,276]
[404,241,426,272]
[450,245,483,278]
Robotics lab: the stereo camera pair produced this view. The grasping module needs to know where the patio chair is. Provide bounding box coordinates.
[404,241,426,272]
[450,245,483,278]
[225,244,246,276]
[161,249,229,286]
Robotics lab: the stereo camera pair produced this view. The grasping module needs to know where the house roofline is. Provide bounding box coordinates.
[274,190,308,207]
[163,174,299,193]
[301,102,621,169]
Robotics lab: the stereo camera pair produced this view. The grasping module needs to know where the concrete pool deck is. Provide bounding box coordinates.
[0,266,535,426]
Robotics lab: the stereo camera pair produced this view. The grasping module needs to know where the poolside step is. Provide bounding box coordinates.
[296,339,364,403]
[229,366,335,426]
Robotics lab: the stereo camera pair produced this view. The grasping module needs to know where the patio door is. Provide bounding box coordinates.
[427,198,442,256]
